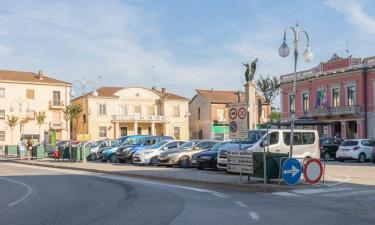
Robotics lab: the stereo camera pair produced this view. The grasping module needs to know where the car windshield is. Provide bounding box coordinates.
[341,140,359,146]
[111,140,122,147]
[149,140,169,149]
[180,141,199,149]
[210,142,225,152]
[122,136,147,145]
[320,139,336,145]
[90,141,102,148]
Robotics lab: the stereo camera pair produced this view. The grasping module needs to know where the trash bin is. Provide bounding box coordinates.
[62,146,70,160]
[36,146,46,159]
[251,152,289,183]
[6,145,18,157]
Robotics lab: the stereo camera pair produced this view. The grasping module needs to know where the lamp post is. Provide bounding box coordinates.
[278,21,313,157]
[70,79,98,162]
[10,98,32,140]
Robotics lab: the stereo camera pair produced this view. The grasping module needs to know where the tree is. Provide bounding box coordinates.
[63,107,71,140]
[64,103,83,140]
[36,111,47,142]
[255,74,281,104]
[6,115,18,144]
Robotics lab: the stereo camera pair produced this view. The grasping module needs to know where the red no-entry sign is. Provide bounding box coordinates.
[303,158,323,184]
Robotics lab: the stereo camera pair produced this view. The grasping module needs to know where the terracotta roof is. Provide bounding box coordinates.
[0,70,70,85]
[196,89,245,103]
[96,86,123,97]
[152,89,189,101]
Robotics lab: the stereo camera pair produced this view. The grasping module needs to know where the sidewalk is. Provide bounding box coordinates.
[0,157,312,192]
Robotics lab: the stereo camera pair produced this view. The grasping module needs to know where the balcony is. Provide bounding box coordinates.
[49,122,64,130]
[49,100,65,109]
[112,115,167,123]
[303,105,360,117]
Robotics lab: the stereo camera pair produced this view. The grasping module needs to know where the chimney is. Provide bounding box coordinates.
[38,70,44,80]
[161,88,166,93]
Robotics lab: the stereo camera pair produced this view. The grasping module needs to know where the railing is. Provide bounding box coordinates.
[112,115,167,122]
[303,105,360,117]
[49,122,64,129]
[49,100,65,108]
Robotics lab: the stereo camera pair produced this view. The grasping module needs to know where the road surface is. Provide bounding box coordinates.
[0,161,374,225]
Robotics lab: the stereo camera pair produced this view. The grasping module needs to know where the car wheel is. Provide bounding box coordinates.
[178,156,190,168]
[110,154,118,163]
[197,165,204,170]
[323,152,330,161]
[101,159,107,162]
[372,158,375,164]
[338,158,345,162]
[149,157,159,166]
[118,159,125,163]
[358,153,366,163]
[129,154,134,164]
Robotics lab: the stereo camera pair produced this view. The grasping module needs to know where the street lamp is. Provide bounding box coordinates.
[70,78,98,162]
[278,21,313,157]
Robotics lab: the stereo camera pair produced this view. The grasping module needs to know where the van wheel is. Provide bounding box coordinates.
[358,153,366,163]
[178,156,190,168]
[323,153,330,161]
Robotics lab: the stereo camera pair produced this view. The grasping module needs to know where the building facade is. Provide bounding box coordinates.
[189,89,270,140]
[280,54,375,139]
[0,70,71,145]
[72,87,189,141]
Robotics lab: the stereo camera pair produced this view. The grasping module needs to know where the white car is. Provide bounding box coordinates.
[336,139,375,163]
[132,140,186,165]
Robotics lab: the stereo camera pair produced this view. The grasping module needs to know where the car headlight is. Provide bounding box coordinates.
[201,156,212,160]
[143,151,153,155]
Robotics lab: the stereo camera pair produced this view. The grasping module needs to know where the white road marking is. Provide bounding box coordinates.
[323,190,375,198]
[323,173,351,187]
[234,201,248,208]
[249,211,260,220]
[272,192,299,197]
[0,176,34,207]
[292,187,353,195]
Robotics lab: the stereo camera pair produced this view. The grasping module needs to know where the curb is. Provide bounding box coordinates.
[1,158,292,192]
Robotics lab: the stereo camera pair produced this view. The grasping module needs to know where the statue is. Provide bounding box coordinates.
[242,58,258,83]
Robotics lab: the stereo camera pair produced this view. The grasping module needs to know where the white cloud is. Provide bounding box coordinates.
[325,0,375,35]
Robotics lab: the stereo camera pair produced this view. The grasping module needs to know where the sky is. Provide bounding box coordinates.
[0,0,374,102]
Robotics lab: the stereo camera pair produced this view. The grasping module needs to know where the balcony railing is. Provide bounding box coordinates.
[49,100,65,108]
[49,122,64,129]
[303,105,360,117]
[112,115,167,122]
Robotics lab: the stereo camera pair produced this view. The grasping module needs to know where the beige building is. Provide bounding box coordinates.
[189,89,270,140]
[0,70,71,145]
[72,87,189,141]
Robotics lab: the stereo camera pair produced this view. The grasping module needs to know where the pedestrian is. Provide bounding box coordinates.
[18,139,26,161]
[27,138,33,160]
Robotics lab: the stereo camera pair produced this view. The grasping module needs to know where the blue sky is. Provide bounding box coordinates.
[0,0,374,100]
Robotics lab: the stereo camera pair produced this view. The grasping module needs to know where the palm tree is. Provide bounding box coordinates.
[36,111,47,142]
[63,107,71,140]
[65,103,83,140]
[6,115,18,144]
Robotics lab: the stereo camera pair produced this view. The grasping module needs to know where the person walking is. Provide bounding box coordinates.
[18,139,26,161]
[27,138,33,160]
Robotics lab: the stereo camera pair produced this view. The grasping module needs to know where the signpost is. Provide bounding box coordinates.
[281,158,302,185]
[303,158,323,184]
[228,103,248,139]
[227,150,253,181]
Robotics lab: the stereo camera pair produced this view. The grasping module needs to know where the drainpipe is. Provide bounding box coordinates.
[364,68,368,138]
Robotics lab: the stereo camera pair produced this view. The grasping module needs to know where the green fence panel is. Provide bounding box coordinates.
[6,145,18,156]
[252,152,288,183]
[36,146,46,158]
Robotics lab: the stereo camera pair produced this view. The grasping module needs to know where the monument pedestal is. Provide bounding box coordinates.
[244,82,256,130]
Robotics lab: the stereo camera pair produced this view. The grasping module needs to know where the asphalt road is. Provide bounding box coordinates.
[1,161,375,225]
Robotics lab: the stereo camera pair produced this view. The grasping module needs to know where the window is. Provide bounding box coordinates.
[53,91,61,106]
[265,132,279,145]
[217,109,225,121]
[134,105,141,114]
[0,131,5,141]
[283,132,302,145]
[165,142,178,149]
[332,88,340,107]
[174,127,181,139]
[195,141,209,149]
[302,93,309,112]
[0,88,4,97]
[148,127,152,135]
[137,127,142,135]
[347,86,355,106]
[99,126,107,137]
[99,104,107,115]
[289,94,294,113]
[0,110,5,120]
[26,89,35,100]
[147,106,154,115]
[173,106,180,117]
[361,140,375,147]
[198,107,201,120]
[119,105,128,116]
[301,132,315,144]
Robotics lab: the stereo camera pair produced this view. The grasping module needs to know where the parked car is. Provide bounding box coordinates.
[98,136,136,161]
[87,139,115,161]
[158,140,221,168]
[336,139,375,163]
[319,137,343,161]
[191,141,229,170]
[116,136,173,163]
[132,140,186,165]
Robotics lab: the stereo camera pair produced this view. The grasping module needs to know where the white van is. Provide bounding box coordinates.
[251,129,320,159]
[217,129,319,170]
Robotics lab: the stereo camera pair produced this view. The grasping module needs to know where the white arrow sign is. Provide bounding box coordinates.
[283,165,300,177]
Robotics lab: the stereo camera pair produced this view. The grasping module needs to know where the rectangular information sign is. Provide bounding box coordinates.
[227,102,248,139]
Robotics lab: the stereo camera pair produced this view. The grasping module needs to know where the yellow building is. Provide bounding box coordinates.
[72,87,189,141]
[0,70,71,145]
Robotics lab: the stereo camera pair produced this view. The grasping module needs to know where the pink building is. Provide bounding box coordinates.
[280,54,375,139]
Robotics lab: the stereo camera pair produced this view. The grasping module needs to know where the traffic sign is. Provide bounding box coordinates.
[227,150,253,158]
[227,149,253,174]
[227,157,253,166]
[229,121,238,132]
[303,158,323,184]
[238,107,247,119]
[227,164,253,174]
[282,158,302,185]
[229,108,237,120]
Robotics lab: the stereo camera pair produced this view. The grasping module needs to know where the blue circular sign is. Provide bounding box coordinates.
[229,121,238,132]
[281,158,302,185]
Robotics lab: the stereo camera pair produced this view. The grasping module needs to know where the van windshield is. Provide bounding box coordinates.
[247,130,267,144]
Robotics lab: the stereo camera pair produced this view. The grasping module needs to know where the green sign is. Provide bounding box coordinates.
[211,125,229,134]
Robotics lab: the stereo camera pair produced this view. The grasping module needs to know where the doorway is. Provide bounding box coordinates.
[347,121,357,139]
[333,122,341,138]
[120,127,127,136]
